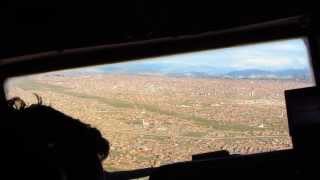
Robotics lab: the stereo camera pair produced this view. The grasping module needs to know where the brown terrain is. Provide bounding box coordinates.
[5,73,313,171]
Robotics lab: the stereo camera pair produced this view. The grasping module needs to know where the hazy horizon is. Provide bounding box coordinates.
[47,38,312,77]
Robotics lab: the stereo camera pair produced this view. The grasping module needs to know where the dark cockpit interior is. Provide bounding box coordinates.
[1,2,320,179]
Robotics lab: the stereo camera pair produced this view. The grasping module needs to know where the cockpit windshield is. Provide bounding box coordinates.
[5,38,315,171]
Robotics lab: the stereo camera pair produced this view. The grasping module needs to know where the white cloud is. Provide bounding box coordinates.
[230,57,294,69]
[79,38,311,72]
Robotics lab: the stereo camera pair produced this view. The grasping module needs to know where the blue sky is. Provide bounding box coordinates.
[69,38,311,74]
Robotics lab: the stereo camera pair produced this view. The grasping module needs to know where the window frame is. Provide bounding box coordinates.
[0,15,318,118]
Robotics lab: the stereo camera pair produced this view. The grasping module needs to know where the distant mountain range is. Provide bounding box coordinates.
[99,63,228,76]
[224,69,311,80]
[97,63,311,80]
[54,63,312,80]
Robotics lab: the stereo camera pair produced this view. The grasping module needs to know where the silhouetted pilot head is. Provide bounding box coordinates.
[6,96,109,180]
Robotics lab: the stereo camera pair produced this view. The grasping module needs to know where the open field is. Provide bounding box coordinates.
[5,74,313,171]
